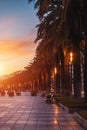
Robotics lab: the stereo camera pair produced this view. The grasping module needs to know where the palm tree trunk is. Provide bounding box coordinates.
[59,44,65,95]
[64,64,70,96]
[55,72,60,93]
[84,43,87,102]
[47,69,51,93]
[73,44,81,98]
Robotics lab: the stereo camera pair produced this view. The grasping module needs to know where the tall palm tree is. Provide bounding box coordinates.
[65,0,82,98]
[28,0,69,95]
[28,0,87,98]
[81,0,87,102]
[35,41,53,92]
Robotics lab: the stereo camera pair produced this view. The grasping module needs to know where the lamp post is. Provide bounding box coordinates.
[59,60,62,94]
[69,52,74,96]
[70,52,73,63]
[54,67,57,93]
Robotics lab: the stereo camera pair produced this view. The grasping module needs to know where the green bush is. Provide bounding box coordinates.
[53,93,63,98]
[55,96,86,108]
[78,111,87,120]
[55,96,87,119]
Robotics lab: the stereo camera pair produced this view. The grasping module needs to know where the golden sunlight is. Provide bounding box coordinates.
[0,64,5,76]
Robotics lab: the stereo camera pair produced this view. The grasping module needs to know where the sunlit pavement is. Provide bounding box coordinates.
[0,92,85,130]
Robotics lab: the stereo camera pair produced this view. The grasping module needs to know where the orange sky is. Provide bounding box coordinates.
[0,40,37,76]
[0,0,38,77]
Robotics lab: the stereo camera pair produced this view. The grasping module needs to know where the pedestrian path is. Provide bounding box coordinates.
[0,92,85,130]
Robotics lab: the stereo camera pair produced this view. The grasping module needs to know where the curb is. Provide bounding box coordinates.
[58,102,87,129]
[58,103,69,112]
[74,112,87,129]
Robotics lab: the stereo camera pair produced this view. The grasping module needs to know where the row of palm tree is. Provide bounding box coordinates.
[27,0,87,101]
[1,0,87,101]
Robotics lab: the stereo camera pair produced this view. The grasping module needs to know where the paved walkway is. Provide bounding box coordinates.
[0,92,85,130]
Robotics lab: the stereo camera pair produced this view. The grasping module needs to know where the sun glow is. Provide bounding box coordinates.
[0,63,21,77]
[0,64,5,76]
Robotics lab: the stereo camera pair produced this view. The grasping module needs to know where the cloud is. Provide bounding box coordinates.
[0,40,37,58]
[0,0,38,76]
[0,39,37,76]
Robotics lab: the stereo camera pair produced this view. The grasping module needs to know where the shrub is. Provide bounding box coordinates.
[7,90,14,97]
[1,90,5,96]
[78,111,87,120]
[31,90,37,96]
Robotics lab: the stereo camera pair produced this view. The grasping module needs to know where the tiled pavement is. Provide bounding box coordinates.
[0,92,85,130]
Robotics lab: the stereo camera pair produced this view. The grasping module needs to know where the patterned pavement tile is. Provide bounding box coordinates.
[0,92,86,130]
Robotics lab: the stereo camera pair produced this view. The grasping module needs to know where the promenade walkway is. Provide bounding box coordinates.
[0,92,85,130]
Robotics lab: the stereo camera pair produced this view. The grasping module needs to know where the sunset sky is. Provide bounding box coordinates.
[0,0,39,76]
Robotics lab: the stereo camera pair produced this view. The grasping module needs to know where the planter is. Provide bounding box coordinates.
[7,90,14,97]
[31,90,37,96]
[0,90,5,96]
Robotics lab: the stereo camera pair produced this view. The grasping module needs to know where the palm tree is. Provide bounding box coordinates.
[81,0,87,102]
[28,0,69,95]
[28,0,87,98]
[65,0,82,98]
[35,41,53,92]
[65,0,87,100]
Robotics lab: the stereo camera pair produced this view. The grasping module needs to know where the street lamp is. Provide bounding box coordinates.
[69,52,74,96]
[54,67,57,93]
[54,67,57,75]
[70,52,73,63]
[59,60,62,94]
